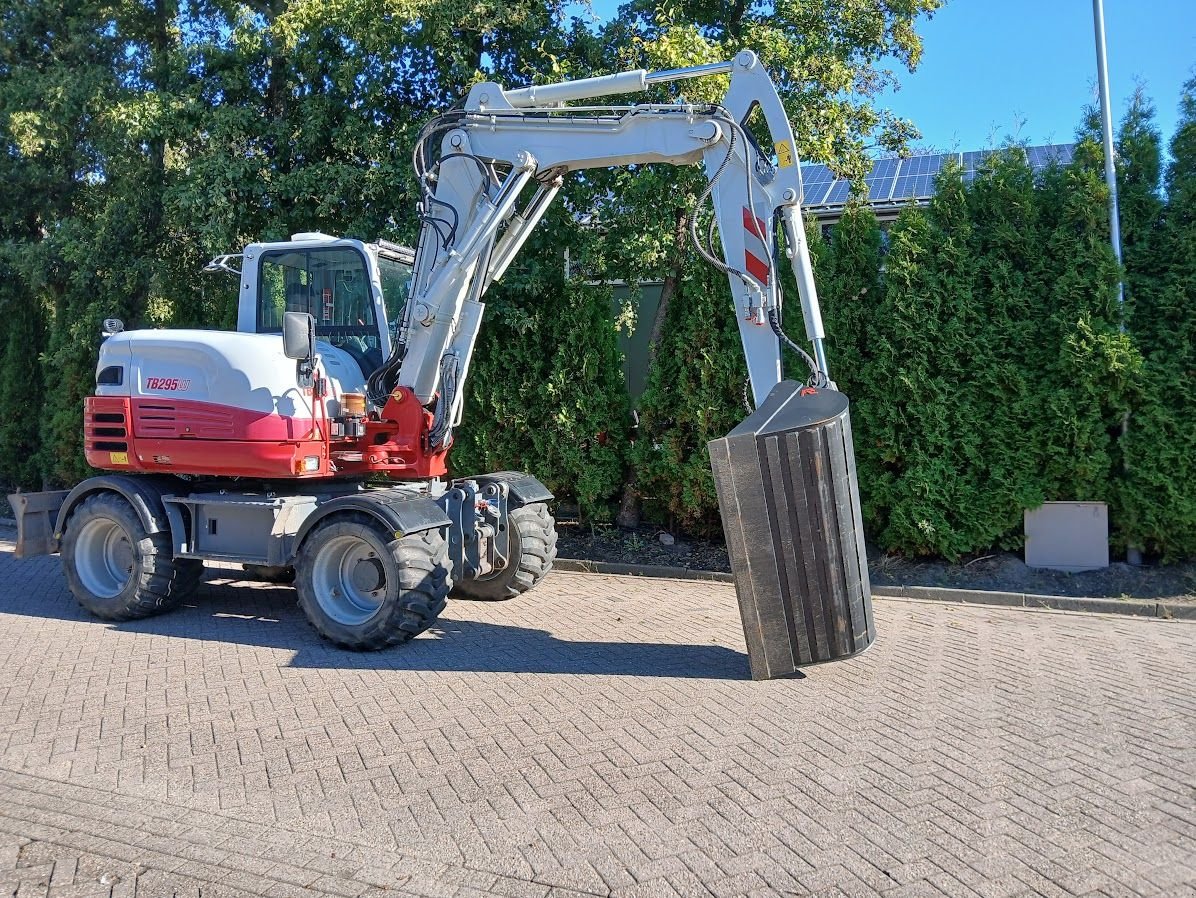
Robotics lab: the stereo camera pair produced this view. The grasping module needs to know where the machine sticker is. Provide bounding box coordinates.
[774,140,795,168]
[109,451,129,465]
[145,377,192,391]
[742,206,771,285]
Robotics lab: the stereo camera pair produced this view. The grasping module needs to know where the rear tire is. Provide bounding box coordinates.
[61,492,202,621]
[295,514,450,650]
[454,502,557,601]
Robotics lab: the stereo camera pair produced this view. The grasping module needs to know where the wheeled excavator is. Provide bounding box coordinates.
[8,51,873,679]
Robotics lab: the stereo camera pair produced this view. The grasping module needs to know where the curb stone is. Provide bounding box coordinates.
[554,557,1196,621]
[554,557,735,583]
[4,522,1191,621]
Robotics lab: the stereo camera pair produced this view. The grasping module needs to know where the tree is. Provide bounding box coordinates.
[817,203,883,403]
[577,0,943,526]
[1034,161,1136,505]
[0,0,949,533]
[853,162,1016,559]
[963,149,1052,527]
[1114,88,1166,314]
[1114,76,1196,558]
[0,0,138,485]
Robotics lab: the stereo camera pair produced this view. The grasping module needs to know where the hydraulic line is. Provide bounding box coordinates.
[687,118,760,306]
[769,307,826,388]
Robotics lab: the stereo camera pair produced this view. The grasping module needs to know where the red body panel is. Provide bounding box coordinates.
[130,398,316,441]
[85,387,449,481]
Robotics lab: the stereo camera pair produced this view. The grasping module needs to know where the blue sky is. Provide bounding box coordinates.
[564,1,1196,156]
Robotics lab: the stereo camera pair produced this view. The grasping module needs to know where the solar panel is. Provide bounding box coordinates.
[799,164,835,204]
[824,180,852,205]
[801,180,835,205]
[801,163,835,186]
[865,157,900,202]
[961,150,988,174]
[889,174,918,200]
[869,157,901,179]
[797,143,1075,211]
[1028,143,1073,167]
[867,179,895,202]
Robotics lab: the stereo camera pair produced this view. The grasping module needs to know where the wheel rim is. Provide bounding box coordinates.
[310,534,388,625]
[75,517,135,598]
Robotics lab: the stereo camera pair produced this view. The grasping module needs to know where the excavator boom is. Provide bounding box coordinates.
[384,50,829,440]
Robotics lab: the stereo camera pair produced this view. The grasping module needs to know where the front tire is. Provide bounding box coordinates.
[61,492,203,621]
[295,514,450,650]
[454,502,557,601]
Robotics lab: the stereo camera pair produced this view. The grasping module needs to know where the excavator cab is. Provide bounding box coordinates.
[217,232,415,384]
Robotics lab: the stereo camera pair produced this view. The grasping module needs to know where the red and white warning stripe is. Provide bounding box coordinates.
[742,206,771,285]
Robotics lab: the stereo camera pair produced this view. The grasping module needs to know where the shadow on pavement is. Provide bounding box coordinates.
[0,555,751,680]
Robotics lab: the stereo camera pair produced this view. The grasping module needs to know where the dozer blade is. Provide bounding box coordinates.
[708,381,875,680]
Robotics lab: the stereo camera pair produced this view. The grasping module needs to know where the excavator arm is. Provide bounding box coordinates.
[377,51,831,443]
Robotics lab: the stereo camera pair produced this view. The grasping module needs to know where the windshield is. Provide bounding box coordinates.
[258,247,375,338]
[258,246,384,374]
[378,253,413,337]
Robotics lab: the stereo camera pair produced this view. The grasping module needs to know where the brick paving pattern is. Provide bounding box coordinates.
[0,533,1193,897]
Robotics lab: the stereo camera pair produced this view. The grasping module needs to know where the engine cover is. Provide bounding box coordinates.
[87,330,367,478]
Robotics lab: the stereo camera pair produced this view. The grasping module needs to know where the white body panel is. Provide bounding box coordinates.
[96,330,366,418]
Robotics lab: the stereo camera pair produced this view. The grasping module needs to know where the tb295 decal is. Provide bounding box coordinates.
[145,376,193,391]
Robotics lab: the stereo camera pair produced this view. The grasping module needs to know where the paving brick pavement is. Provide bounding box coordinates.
[0,534,1193,898]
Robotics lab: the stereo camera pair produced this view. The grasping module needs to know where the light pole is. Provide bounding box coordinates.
[1092,0,1124,314]
[1092,0,1141,565]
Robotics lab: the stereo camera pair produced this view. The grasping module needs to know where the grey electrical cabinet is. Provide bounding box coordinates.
[709,381,875,680]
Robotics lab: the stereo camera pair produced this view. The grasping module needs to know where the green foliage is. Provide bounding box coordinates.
[0,0,942,517]
[853,172,1012,559]
[632,262,748,532]
[450,220,630,521]
[1113,76,1196,559]
[0,253,44,488]
[4,0,1192,562]
[815,202,883,403]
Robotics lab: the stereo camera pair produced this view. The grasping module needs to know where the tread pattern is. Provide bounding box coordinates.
[295,514,451,651]
[454,502,557,601]
[62,493,202,621]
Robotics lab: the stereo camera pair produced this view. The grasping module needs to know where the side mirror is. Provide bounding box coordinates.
[282,311,315,361]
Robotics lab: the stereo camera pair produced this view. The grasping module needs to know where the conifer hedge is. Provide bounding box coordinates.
[2,3,1193,562]
[605,83,1194,560]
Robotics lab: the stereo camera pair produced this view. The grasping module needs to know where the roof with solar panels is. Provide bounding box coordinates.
[800,143,1075,223]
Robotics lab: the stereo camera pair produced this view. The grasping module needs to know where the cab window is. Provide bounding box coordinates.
[258,247,381,370]
[377,253,413,338]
